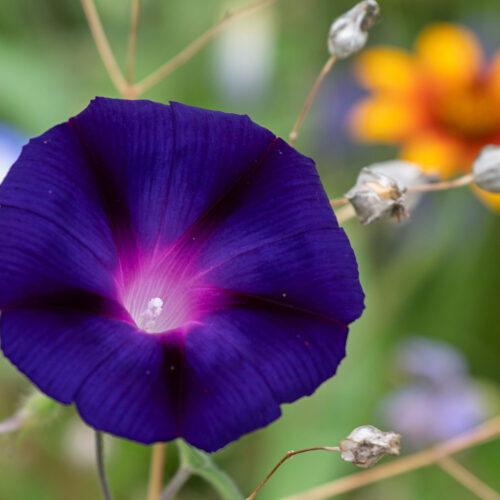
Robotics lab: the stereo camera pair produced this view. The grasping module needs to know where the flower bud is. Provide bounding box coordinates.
[339,425,401,468]
[328,0,380,59]
[367,160,436,190]
[368,160,438,210]
[345,167,408,225]
[472,145,500,193]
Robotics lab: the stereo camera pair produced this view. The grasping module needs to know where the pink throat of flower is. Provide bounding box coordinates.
[119,257,206,334]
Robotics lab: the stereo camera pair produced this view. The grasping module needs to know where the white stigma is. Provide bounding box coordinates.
[140,297,164,332]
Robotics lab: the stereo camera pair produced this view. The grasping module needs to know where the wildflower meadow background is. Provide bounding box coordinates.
[0,0,499,499]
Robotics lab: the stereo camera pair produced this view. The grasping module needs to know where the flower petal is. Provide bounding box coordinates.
[473,186,500,212]
[74,330,181,444]
[0,310,136,404]
[349,96,424,142]
[488,50,500,102]
[198,229,362,326]
[355,48,418,95]
[0,123,119,310]
[171,136,365,324]
[181,304,348,451]
[415,23,483,93]
[1,309,180,442]
[68,98,275,257]
[400,131,465,178]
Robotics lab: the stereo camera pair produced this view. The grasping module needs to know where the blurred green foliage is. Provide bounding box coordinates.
[0,1,499,499]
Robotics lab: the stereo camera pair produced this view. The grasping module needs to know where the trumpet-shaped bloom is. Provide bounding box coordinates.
[0,98,364,452]
[349,23,500,210]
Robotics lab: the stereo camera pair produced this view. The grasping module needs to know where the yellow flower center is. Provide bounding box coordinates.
[434,85,500,139]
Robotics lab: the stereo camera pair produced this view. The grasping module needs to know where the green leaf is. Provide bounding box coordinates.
[176,440,244,500]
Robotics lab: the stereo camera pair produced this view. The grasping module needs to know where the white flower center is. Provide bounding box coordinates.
[139,297,164,332]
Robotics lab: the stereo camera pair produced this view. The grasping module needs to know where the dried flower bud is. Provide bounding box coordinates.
[367,160,438,210]
[367,160,436,190]
[472,145,500,193]
[328,0,380,59]
[345,167,408,225]
[339,425,401,468]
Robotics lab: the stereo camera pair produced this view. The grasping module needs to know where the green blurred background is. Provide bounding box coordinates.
[0,0,499,499]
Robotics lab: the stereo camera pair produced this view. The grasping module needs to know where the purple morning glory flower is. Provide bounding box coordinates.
[0,98,364,452]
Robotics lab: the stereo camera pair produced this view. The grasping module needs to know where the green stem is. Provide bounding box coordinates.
[95,431,113,500]
[160,467,192,500]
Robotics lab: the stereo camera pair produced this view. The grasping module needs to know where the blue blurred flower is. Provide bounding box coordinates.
[0,122,26,183]
[379,336,490,449]
[394,336,468,385]
[316,69,366,158]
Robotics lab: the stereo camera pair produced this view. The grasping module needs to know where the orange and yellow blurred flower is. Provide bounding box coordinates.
[348,23,500,210]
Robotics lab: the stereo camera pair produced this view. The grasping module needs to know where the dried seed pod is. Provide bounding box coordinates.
[345,167,408,224]
[472,145,500,193]
[339,425,401,468]
[328,0,380,59]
